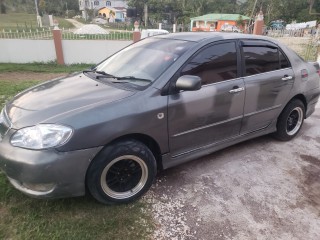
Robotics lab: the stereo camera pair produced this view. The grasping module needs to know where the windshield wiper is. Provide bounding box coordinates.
[83,70,118,79]
[116,76,152,83]
[83,71,152,84]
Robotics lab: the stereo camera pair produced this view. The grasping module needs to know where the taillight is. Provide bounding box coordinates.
[317,69,320,77]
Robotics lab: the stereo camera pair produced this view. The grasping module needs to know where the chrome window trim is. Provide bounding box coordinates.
[243,67,293,79]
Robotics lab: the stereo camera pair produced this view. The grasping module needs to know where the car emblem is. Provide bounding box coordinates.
[157,113,164,119]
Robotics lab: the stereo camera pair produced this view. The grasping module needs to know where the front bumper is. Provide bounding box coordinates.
[0,129,102,199]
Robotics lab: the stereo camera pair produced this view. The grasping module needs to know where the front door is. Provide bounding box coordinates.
[168,41,245,157]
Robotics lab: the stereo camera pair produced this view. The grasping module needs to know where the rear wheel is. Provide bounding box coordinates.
[273,99,305,141]
[86,139,157,204]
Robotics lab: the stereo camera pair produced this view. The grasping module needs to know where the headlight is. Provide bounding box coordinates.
[11,124,73,150]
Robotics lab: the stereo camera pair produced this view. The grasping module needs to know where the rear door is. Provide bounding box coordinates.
[240,40,294,134]
[168,41,245,157]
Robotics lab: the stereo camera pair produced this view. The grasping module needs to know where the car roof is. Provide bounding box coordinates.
[155,32,276,43]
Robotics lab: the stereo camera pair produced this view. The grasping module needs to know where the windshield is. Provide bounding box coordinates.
[94,38,194,86]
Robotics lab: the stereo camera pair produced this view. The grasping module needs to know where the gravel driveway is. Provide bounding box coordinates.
[145,101,320,240]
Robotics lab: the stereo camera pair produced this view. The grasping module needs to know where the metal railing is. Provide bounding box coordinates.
[0,28,133,41]
[62,29,133,41]
[0,28,53,39]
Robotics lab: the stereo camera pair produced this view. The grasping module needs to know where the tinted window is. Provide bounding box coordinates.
[280,50,290,69]
[243,46,279,76]
[181,42,238,85]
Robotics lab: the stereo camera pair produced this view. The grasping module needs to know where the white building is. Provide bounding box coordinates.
[79,0,128,11]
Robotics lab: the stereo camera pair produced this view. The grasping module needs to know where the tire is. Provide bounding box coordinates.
[86,139,157,204]
[273,99,305,141]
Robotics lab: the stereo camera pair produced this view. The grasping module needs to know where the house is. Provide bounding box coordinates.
[190,13,250,32]
[98,7,126,22]
[79,0,127,11]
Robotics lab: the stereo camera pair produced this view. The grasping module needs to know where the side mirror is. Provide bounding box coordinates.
[175,75,202,92]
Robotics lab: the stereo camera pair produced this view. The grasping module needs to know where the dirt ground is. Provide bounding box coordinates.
[145,101,320,240]
[0,72,67,82]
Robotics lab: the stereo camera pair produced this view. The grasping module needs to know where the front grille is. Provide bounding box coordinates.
[0,108,11,141]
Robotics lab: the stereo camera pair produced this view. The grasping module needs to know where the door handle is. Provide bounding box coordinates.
[281,75,293,81]
[229,87,244,93]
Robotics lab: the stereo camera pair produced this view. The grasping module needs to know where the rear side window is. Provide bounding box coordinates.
[242,42,290,76]
[181,42,238,85]
[280,50,290,69]
[243,46,279,76]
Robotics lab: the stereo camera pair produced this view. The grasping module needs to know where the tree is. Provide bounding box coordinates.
[236,15,245,28]
[0,0,6,14]
[39,0,46,15]
[127,0,320,27]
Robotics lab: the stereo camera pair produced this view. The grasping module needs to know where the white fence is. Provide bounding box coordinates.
[0,39,132,64]
[0,39,56,63]
[62,40,131,64]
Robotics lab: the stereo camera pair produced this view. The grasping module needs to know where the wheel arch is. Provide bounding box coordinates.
[287,94,307,118]
[91,133,163,171]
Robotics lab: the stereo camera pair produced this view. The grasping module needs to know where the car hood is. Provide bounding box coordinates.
[6,73,136,128]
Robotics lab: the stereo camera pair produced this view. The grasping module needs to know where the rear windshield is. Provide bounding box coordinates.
[95,38,194,85]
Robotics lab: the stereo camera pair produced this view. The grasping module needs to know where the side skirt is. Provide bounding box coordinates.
[161,124,277,170]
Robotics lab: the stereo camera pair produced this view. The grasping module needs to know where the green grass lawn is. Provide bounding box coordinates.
[0,62,92,73]
[0,173,153,239]
[0,63,154,239]
[0,63,92,107]
[0,80,40,108]
[0,13,37,30]
[0,13,74,31]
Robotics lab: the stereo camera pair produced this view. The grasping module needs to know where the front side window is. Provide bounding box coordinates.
[181,42,238,85]
[95,38,194,85]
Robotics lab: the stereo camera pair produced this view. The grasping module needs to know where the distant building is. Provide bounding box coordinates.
[190,13,250,32]
[79,0,127,11]
[98,7,126,22]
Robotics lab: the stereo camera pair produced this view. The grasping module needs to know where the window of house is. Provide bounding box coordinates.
[94,1,99,6]
[106,1,111,6]
[181,42,238,85]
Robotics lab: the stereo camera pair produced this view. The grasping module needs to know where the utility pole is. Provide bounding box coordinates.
[246,0,258,33]
[144,3,148,28]
[34,0,42,27]
[66,2,69,18]
[34,0,39,16]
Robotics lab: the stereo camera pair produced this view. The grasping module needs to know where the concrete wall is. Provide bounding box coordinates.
[0,39,56,63]
[62,40,131,64]
[0,39,132,64]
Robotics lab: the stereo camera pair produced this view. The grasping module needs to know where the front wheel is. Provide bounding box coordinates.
[273,99,305,141]
[86,139,157,204]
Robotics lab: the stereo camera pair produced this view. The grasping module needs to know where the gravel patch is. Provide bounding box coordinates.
[145,102,320,239]
[74,24,109,35]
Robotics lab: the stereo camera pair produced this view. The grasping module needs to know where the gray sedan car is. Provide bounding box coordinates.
[0,33,319,204]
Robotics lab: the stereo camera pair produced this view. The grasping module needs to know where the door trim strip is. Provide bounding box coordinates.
[172,115,243,138]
